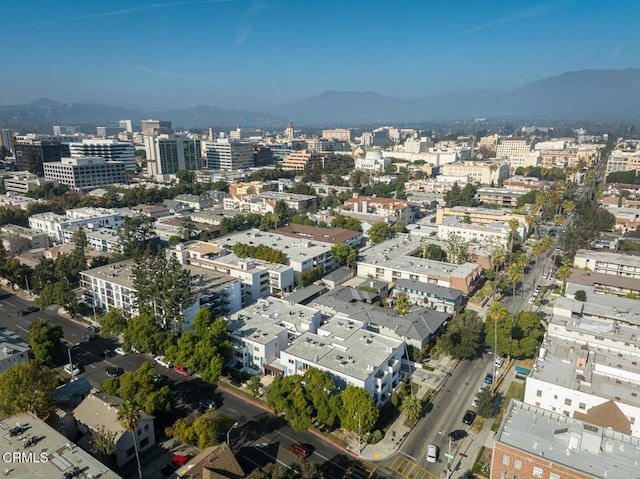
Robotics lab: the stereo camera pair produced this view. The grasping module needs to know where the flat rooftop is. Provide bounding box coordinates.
[210,252,291,273]
[228,297,319,344]
[271,224,361,244]
[554,295,640,327]
[215,229,333,263]
[283,315,402,381]
[531,336,640,408]
[0,412,122,479]
[358,236,479,279]
[0,328,30,361]
[575,248,640,268]
[497,400,640,479]
[567,268,640,291]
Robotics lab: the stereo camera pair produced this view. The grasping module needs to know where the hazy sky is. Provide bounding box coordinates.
[1,0,637,110]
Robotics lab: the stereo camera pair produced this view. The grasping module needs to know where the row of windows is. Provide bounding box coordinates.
[500,457,559,479]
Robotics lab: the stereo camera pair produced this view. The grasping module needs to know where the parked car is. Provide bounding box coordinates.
[173,366,189,376]
[114,347,127,356]
[528,297,535,304]
[82,333,95,341]
[448,430,467,442]
[25,306,39,313]
[471,395,480,407]
[198,399,218,410]
[426,444,439,463]
[171,455,190,467]
[494,357,504,368]
[63,363,81,376]
[101,350,113,359]
[462,410,477,425]
[154,356,173,368]
[484,373,494,385]
[288,442,311,458]
[106,367,124,377]
[542,272,548,279]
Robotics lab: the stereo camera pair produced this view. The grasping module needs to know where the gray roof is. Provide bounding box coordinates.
[323,267,355,283]
[394,278,463,301]
[497,400,640,479]
[283,284,327,304]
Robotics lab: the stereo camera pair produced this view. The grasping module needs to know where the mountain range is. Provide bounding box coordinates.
[1,69,640,131]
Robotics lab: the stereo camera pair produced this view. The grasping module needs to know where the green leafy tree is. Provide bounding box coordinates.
[36,282,79,317]
[476,388,495,418]
[117,401,143,479]
[391,220,406,233]
[368,222,392,244]
[395,294,410,316]
[265,375,300,415]
[175,169,196,183]
[116,214,156,259]
[339,386,379,435]
[98,308,128,337]
[331,244,358,268]
[596,209,616,231]
[575,290,587,302]
[421,243,447,261]
[165,410,233,449]
[331,214,363,232]
[32,258,57,294]
[437,310,483,359]
[122,311,174,355]
[445,232,469,264]
[28,320,63,364]
[248,376,261,398]
[90,426,118,467]
[297,266,323,287]
[485,301,511,356]
[303,368,340,428]
[508,311,544,358]
[0,363,57,419]
[232,242,287,264]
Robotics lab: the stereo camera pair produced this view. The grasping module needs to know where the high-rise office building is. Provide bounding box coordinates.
[1,129,15,154]
[13,137,65,175]
[96,126,123,137]
[43,157,126,191]
[145,134,201,177]
[119,120,133,133]
[141,119,172,136]
[205,139,254,170]
[68,139,137,171]
[52,125,78,135]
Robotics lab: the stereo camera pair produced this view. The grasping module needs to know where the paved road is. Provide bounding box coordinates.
[392,354,493,478]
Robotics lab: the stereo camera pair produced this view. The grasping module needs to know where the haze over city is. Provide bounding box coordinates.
[1,0,638,110]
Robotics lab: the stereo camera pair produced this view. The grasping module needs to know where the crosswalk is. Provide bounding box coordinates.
[342,460,377,479]
[384,456,438,479]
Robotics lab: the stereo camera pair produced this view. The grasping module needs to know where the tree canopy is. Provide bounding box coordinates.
[0,363,58,419]
[444,183,478,207]
[484,310,543,359]
[28,320,63,364]
[165,410,233,450]
[437,310,483,359]
[367,222,392,244]
[331,244,358,268]
[232,242,287,264]
[339,385,379,435]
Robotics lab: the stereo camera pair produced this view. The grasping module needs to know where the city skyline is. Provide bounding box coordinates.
[1,0,638,111]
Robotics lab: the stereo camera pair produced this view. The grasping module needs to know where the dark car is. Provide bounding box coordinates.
[288,442,311,457]
[25,306,40,313]
[484,373,494,385]
[83,333,95,341]
[16,310,27,317]
[198,399,218,410]
[448,430,468,441]
[462,410,477,425]
[106,367,124,377]
[101,350,114,359]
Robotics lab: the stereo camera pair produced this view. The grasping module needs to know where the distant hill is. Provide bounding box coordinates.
[1,69,639,130]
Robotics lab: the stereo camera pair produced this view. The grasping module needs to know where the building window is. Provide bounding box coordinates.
[532,467,543,477]
[500,472,507,479]
[564,398,572,406]
[578,402,586,410]
[139,437,149,448]
[127,446,135,457]
[502,455,510,465]
[536,390,542,397]
[549,473,560,479]
[514,459,521,470]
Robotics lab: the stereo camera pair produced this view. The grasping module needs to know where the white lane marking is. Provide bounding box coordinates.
[228,408,237,413]
[16,326,29,334]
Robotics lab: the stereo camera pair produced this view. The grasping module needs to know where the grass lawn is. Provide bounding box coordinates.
[491,381,525,432]
[470,282,493,304]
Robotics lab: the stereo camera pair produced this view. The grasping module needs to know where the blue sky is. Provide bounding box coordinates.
[1,0,637,110]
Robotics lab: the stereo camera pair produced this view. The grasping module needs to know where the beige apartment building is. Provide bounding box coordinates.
[282,150,337,171]
[440,161,509,185]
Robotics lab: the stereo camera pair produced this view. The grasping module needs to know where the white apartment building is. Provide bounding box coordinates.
[62,226,123,253]
[573,249,640,279]
[438,217,524,248]
[342,194,415,223]
[354,148,391,172]
[69,138,136,171]
[496,137,530,158]
[227,297,322,374]
[435,206,530,230]
[80,259,242,326]
[0,224,49,253]
[402,137,434,154]
[524,295,640,438]
[440,161,509,185]
[214,229,336,278]
[606,150,640,174]
[145,134,202,179]
[169,241,295,302]
[235,191,317,214]
[507,151,541,173]
[280,315,404,406]
[205,139,254,170]
[43,157,126,191]
[0,329,30,373]
[29,207,129,243]
[3,171,54,193]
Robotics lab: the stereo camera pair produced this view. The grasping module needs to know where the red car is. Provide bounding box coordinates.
[171,455,189,467]
[288,442,311,457]
[173,366,190,376]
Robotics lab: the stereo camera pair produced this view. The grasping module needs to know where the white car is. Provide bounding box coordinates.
[528,297,535,304]
[114,347,127,356]
[494,357,504,368]
[542,272,548,279]
[471,396,480,407]
[63,363,81,376]
[154,356,173,368]
[426,444,439,463]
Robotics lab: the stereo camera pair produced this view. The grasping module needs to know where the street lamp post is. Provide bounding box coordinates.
[226,421,239,446]
[354,412,362,456]
[68,343,80,381]
[439,431,453,477]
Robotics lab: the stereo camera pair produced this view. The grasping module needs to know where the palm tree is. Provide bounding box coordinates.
[556,259,573,294]
[507,262,523,302]
[117,401,143,479]
[507,218,520,267]
[487,301,509,362]
[489,246,507,299]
